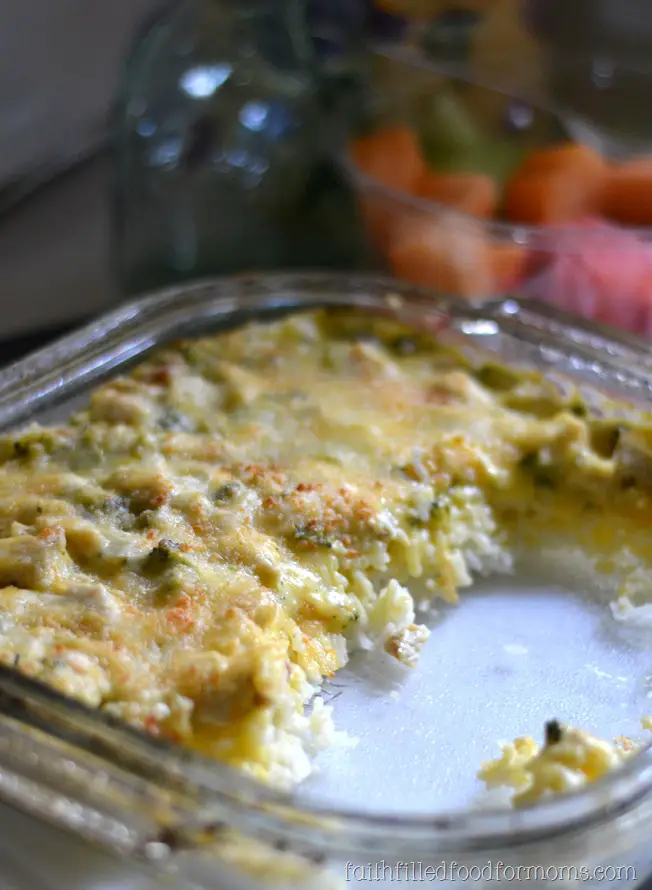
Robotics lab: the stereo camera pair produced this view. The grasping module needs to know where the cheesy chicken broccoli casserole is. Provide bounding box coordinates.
[478,721,639,806]
[0,309,649,792]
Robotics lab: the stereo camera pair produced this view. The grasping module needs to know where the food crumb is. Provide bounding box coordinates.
[479,723,633,807]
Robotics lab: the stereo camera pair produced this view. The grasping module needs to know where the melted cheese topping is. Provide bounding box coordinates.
[0,310,649,790]
[478,723,636,806]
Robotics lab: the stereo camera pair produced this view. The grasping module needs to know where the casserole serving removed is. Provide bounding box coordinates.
[1,273,652,889]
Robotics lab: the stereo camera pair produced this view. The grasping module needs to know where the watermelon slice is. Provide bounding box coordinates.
[522,217,652,338]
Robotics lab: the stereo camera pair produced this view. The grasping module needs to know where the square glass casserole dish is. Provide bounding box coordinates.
[2,272,652,889]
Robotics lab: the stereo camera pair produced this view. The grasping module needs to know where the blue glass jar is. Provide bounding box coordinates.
[112,0,370,295]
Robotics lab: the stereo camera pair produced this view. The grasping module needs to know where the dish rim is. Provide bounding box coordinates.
[1,271,652,864]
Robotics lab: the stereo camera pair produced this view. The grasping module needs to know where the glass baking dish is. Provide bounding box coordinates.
[2,272,652,889]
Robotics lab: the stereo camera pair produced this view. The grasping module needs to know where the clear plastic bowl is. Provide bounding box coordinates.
[342,56,652,338]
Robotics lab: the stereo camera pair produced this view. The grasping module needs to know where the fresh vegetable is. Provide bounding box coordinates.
[511,143,603,177]
[387,215,488,296]
[603,157,652,226]
[349,125,425,193]
[416,170,497,218]
[386,214,523,298]
[418,88,482,171]
[348,112,529,296]
[418,88,526,183]
[350,126,426,253]
[347,101,652,317]
[478,142,529,185]
[504,143,607,224]
[522,217,652,335]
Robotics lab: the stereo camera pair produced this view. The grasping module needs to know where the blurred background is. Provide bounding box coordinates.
[3,0,652,351]
[0,1,155,344]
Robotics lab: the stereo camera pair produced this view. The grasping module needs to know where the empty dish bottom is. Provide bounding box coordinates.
[301,555,652,814]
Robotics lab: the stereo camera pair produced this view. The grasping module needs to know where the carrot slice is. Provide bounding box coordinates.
[387,214,494,298]
[350,126,427,255]
[349,126,426,194]
[416,171,497,219]
[504,143,607,225]
[513,142,599,177]
[603,157,652,226]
